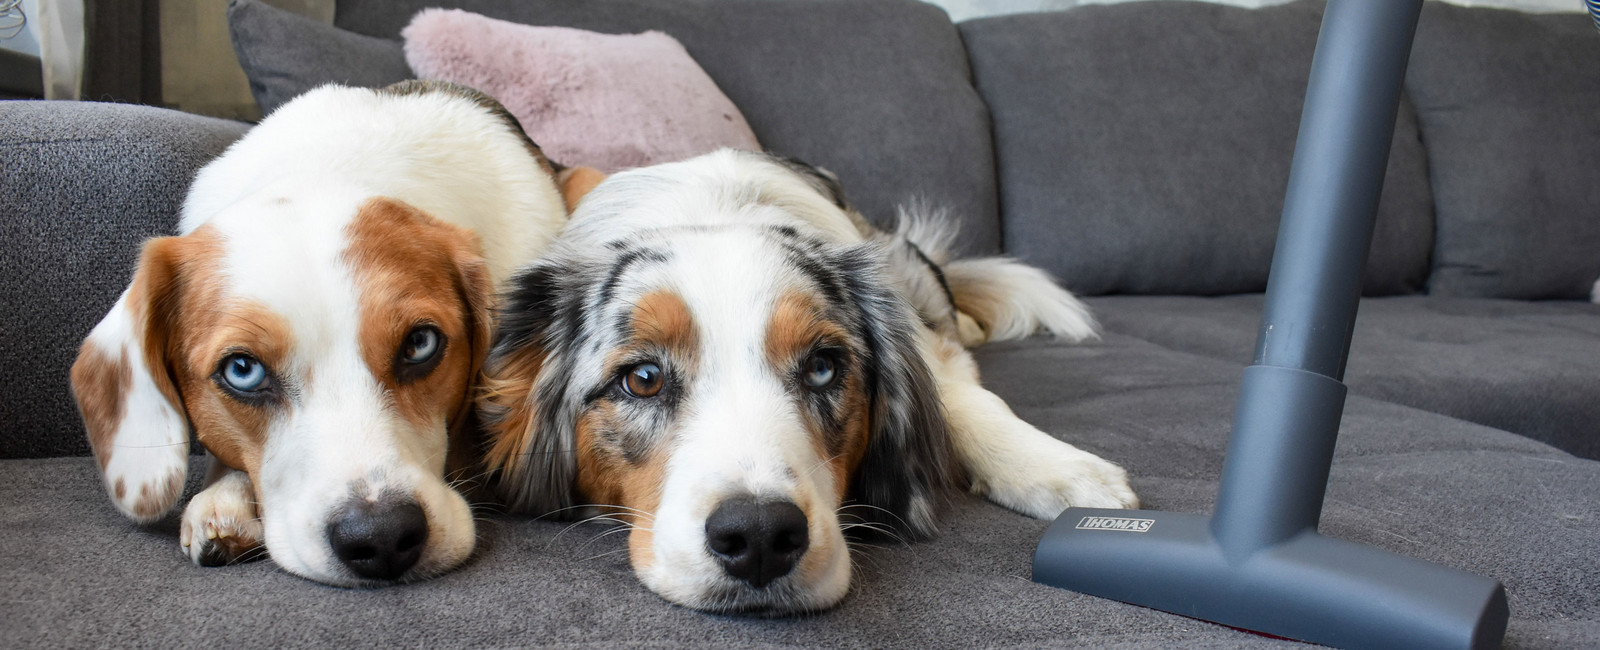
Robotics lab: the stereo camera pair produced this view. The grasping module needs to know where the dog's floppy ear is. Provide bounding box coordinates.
[70,237,194,523]
[444,239,495,485]
[835,244,960,540]
[478,259,584,515]
[558,166,607,211]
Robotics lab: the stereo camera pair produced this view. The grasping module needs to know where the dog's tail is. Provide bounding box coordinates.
[890,204,1098,346]
[943,257,1099,345]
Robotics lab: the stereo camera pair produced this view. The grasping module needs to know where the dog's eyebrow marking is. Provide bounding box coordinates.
[629,290,697,355]
[598,247,672,309]
[776,236,848,308]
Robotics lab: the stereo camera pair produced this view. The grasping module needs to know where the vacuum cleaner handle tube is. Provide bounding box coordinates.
[1251,1,1417,381]
[1034,3,1508,646]
[1211,0,1422,558]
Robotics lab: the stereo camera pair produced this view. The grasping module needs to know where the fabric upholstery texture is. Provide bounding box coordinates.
[1406,3,1600,300]
[1091,295,1600,460]
[4,335,1595,647]
[402,9,760,172]
[0,100,249,459]
[6,0,1599,645]
[960,0,1435,297]
[336,0,1003,254]
[228,0,413,116]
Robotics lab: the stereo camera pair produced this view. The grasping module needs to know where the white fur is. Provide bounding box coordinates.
[80,84,566,585]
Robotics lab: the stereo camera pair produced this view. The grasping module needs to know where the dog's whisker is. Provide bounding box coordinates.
[575,525,640,552]
[579,547,633,563]
[802,453,843,480]
[836,502,915,534]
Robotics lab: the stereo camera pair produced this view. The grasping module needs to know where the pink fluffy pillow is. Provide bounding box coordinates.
[402,9,761,172]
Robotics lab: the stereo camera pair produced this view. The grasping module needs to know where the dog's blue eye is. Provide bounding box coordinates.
[401,327,441,364]
[221,354,267,392]
[802,353,837,389]
[622,362,665,398]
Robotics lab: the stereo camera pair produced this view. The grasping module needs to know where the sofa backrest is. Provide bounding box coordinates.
[335,0,1004,255]
[0,102,249,459]
[961,0,1436,297]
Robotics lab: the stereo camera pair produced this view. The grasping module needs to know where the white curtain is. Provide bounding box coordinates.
[34,0,82,100]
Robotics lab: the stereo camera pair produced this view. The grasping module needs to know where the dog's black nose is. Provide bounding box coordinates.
[326,497,429,581]
[704,497,809,588]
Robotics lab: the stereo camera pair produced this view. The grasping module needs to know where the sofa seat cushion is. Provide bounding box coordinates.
[1406,2,1600,300]
[335,0,1002,254]
[5,334,1595,647]
[1091,295,1600,459]
[960,0,1433,296]
[0,101,250,459]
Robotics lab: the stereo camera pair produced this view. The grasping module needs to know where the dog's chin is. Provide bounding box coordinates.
[646,576,847,617]
[638,543,854,616]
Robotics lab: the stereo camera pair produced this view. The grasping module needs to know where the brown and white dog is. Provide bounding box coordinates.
[479,150,1138,613]
[69,81,583,585]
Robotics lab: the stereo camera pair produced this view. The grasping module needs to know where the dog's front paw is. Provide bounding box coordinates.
[179,472,264,567]
[973,445,1138,519]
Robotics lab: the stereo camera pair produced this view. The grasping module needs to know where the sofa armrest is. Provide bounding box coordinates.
[0,100,249,459]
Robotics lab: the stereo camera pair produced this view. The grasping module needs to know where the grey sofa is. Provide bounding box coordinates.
[2,0,1597,647]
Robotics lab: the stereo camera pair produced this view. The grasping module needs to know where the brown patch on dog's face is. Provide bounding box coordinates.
[115,227,280,477]
[764,291,872,499]
[179,301,294,476]
[567,289,699,564]
[344,197,492,457]
[572,405,669,571]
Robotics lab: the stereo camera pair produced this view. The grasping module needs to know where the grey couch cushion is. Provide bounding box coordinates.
[1091,295,1600,460]
[1407,3,1600,300]
[3,334,1595,646]
[0,101,250,459]
[229,0,414,116]
[334,0,1002,254]
[960,0,1434,297]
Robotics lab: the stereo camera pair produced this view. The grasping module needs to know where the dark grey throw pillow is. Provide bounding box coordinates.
[227,0,413,116]
[961,0,1435,297]
[1407,3,1600,300]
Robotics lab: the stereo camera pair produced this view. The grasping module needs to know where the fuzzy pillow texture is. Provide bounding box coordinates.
[402,9,760,172]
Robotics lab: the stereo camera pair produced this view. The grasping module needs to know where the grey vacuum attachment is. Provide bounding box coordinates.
[1031,1,1510,648]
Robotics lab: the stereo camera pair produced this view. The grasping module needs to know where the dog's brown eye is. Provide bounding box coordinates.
[622,362,664,398]
[801,352,838,390]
